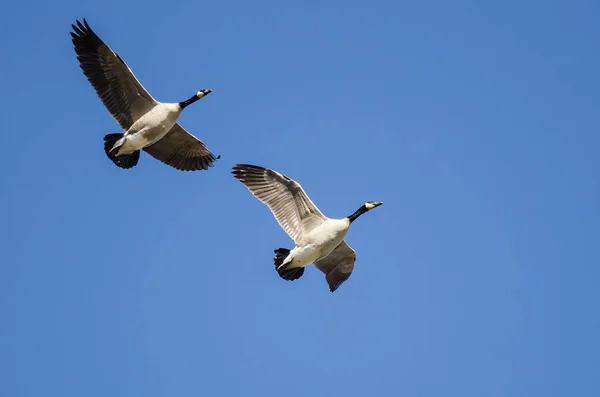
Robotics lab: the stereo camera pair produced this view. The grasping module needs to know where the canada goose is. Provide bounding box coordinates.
[232,164,383,292]
[70,18,219,171]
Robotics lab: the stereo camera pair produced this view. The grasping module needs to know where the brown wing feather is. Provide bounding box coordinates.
[313,241,356,292]
[71,18,157,130]
[143,124,219,171]
[231,164,326,243]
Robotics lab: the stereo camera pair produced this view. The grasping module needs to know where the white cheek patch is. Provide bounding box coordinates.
[364,202,375,210]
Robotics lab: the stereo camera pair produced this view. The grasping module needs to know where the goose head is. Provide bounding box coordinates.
[196,88,213,99]
[364,201,383,210]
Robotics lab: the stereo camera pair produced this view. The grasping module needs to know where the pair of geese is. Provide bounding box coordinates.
[71,19,383,292]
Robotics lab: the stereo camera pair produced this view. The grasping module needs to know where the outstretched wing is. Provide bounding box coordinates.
[70,18,157,130]
[143,124,219,171]
[313,241,356,292]
[232,164,327,243]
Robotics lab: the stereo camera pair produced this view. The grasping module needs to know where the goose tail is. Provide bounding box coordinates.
[103,134,139,169]
[273,248,304,281]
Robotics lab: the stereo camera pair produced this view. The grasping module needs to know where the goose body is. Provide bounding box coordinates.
[111,102,184,156]
[70,18,219,171]
[285,219,350,269]
[232,164,383,292]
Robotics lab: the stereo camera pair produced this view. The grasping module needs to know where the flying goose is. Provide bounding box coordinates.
[70,18,219,171]
[232,164,383,292]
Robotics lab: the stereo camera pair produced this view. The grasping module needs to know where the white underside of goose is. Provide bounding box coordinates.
[114,104,182,155]
[283,218,351,269]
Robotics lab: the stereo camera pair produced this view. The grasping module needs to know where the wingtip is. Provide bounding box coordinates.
[72,18,91,34]
[231,163,252,173]
[231,164,252,179]
[232,163,263,170]
[71,18,87,36]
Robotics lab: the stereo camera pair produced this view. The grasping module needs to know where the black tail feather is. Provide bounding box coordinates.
[103,134,140,169]
[274,248,291,268]
[273,248,304,281]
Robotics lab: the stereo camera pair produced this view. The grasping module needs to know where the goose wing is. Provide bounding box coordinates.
[232,164,327,243]
[143,124,219,171]
[70,18,157,130]
[313,241,356,292]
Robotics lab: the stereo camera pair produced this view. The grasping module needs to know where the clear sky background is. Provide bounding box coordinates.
[1,1,599,396]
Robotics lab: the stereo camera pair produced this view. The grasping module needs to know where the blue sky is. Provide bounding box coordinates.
[1,0,599,396]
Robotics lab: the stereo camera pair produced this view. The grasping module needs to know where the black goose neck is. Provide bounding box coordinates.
[347,205,368,223]
[179,94,200,109]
